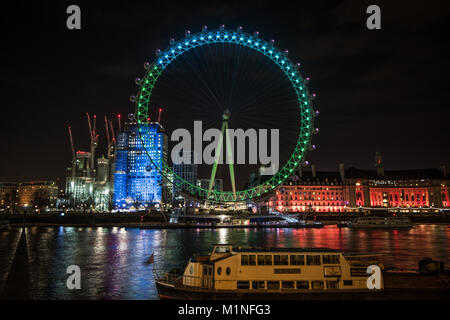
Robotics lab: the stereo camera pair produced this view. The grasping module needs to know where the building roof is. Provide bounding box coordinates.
[345,167,446,180]
[233,246,341,253]
[288,171,343,185]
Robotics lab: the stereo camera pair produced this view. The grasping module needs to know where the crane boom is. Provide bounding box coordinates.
[86,112,93,141]
[68,126,76,160]
[93,114,97,137]
[109,120,116,145]
[104,115,111,145]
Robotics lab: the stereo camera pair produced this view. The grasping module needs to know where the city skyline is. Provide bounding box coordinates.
[1,1,450,184]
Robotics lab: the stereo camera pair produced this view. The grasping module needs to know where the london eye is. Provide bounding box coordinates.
[131,25,317,204]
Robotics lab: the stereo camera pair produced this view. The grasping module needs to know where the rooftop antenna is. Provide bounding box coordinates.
[117,114,122,132]
[157,108,162,124]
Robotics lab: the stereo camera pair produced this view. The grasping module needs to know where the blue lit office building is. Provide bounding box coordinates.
[113,122,168,211]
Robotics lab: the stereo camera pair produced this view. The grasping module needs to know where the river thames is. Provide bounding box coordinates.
[0,224,448,299]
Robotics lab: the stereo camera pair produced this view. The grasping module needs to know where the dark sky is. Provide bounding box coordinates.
[1,0,450,186]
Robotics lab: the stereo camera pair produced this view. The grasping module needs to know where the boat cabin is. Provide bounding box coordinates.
[181,245,383,291]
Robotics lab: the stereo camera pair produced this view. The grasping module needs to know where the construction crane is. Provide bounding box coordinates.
[86,112,99,170]
[68,126,76,179]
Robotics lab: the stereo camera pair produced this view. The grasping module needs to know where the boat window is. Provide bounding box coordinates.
[252,281,265,289]
[290,255,305,265]
[343,280,353,286]
[226,267,231,275]
[217,267,222,275]
[307,255,321,265]
[237,281,250,289]
[282,281,295,289]
[267,281,280,290]
[265,255,272,265]
[322,255,340,264]
[274,255,289,265]
[296,281,309,289]
[326,281,339,289]
[241,255,249,266]
[214,246,231,253]
[248,255,256,266]
[257,255,265,265]
[311,281,324,289]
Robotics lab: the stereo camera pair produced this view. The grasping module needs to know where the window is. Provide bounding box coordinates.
[215,246,230,253]
[248,255,256,266]
[282,281,295,289]
[322,255,340,264]
[290,255,305,265]
[258,255,272,265]
[252,281,265,289]
[267,281,280,290]
[217,267,222,275]
[237,281,250,289]
[226,267,231,275]
[311,281,324,289]
[257,255,265,265]
[343,280,353,286]
[296,281,309,289]
[307,255,321,265]
[326,281,339,289]
[241,255,249,266]
[274,255,288,265]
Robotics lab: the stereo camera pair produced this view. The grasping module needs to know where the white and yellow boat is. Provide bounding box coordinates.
[154,245,384,299]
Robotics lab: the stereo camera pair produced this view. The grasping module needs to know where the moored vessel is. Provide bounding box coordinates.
[154,244,385,300]
[348,216,412,229]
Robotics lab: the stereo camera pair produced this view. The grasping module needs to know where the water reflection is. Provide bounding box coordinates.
[0,225,448,299]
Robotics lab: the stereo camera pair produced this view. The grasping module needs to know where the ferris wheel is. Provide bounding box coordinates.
[131,25,318,204]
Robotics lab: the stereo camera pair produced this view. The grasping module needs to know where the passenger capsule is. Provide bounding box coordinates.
[219,24,225,30]
[143,62,150,69]
[236,26,243,32]
[202,25,208,32]
[169,38,175,45]
[155,49,161,57]
[128,113,135,120]
[185,30,191,37]
[135,78,141,85]
[129,95,136,102]
[314,110,320,117]
[253,31,260,37]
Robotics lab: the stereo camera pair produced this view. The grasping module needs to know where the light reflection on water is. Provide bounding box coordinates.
[0,225,448,299]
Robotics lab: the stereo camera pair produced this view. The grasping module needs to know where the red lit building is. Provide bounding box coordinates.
[268,155,449,214]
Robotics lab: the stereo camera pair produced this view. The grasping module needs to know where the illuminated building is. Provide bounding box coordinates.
[0,182,18,213]
[17,181,58,210]
[94,156,112,212]
[65,151,95,209]
[113,122,168,210]
[172,151,197,203]
[269,154,449,213]
[269,167,346,213]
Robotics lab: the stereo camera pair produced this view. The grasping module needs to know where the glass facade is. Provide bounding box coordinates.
[113,122,167,210]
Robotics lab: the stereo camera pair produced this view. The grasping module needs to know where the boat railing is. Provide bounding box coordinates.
[153,269,203,288]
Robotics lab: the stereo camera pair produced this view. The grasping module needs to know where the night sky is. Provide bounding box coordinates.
[1,0,450,186]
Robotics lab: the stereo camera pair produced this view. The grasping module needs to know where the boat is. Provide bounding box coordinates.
[154,244,384,299]
[348,216,412,229]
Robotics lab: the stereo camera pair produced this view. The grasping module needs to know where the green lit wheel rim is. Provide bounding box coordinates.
[134,27,315,203]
